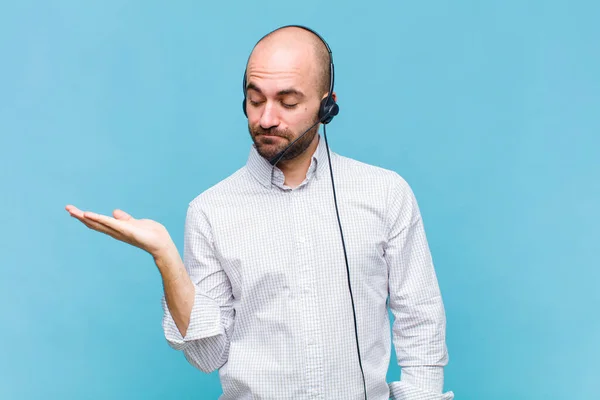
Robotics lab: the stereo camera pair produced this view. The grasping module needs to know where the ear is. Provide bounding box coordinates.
[321,92,338,103]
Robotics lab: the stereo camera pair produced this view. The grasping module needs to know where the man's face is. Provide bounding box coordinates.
[245,43,322,162]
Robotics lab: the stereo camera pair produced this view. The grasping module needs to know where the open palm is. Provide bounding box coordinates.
[65,205,173,257]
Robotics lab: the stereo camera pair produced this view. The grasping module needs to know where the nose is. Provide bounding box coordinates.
[259,102,281,130]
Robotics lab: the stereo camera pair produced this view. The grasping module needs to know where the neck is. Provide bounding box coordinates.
[277,134,320,189]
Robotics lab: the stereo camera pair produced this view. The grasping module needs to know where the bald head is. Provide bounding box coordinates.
[246,26,331,98]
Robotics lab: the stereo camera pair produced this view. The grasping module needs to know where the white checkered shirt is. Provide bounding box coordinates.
[162,134,453,399]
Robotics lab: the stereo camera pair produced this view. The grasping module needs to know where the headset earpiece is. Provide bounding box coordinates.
[319,96,339,124]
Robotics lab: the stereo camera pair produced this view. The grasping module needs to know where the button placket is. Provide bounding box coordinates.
[293,187,325,399]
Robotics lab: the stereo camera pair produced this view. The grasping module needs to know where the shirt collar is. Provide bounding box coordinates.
[246,133,329,190]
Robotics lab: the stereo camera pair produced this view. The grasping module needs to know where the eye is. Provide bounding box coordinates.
[282,102,298,109]
[248,99,264,107]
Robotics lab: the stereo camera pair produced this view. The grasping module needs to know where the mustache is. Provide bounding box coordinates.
[251,126,293,139]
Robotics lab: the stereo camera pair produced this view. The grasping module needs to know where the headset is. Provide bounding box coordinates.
[242,25,368,400]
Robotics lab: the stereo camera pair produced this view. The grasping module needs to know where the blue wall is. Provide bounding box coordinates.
[1,1,598,399]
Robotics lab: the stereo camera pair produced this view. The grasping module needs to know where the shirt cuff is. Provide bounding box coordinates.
[389,367,453,400]
[389,381,454,400]
[161,288,224,351]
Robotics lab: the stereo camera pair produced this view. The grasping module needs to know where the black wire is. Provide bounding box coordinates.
[322,125,368,400]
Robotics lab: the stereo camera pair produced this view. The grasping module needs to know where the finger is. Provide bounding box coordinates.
[67,208,139,249]
[113,209,134,221]
[66,205,85,219]
[70,212,124,239]
[85,219,129,243]
[83,211,128,234]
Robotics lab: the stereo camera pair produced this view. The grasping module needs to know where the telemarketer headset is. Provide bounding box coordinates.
[242,25,368,400]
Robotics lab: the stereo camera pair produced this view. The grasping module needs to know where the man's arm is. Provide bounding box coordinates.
[160,202,235,373]
[64,203,233,373]
[154,246,194,338]
[384,173,453,400]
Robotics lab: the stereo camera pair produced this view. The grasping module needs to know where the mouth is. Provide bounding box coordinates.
[258,133,286,141]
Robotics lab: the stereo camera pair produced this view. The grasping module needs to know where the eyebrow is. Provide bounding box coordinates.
[246,82,306,99]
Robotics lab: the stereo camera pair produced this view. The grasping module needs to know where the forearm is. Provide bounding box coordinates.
[154,245,195,338]
[158,243,233,372]
[393,289,449,374]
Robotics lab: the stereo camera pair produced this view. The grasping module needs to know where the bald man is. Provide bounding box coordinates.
[66,26,453,399]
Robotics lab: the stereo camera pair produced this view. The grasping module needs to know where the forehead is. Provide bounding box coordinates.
[246,42,317,94]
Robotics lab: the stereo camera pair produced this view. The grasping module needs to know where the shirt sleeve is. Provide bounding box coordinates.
[161,202,235,373]
[384,173,454,400]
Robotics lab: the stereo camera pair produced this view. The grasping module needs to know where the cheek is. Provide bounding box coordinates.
[295,103,316,121]
[298,105,319,126]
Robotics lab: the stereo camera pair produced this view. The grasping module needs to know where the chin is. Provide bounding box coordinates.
[255,144,282,160]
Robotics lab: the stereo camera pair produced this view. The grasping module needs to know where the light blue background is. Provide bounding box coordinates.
[1,1,598,399]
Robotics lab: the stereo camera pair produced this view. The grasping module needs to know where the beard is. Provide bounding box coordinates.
[248,120,320,163]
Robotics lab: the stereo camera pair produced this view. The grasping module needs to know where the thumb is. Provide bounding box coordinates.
[113,209,134,221]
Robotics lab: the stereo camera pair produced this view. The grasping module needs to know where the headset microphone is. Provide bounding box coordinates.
[268,119,322,166]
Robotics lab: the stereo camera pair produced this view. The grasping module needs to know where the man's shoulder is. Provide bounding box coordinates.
[334,153,421,219]
[187,165,251,210]
[333,152,411,190]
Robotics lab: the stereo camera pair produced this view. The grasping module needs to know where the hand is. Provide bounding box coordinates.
[65,205,175,259]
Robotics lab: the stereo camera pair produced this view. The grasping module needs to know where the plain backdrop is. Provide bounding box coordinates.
[1,1,598,399]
